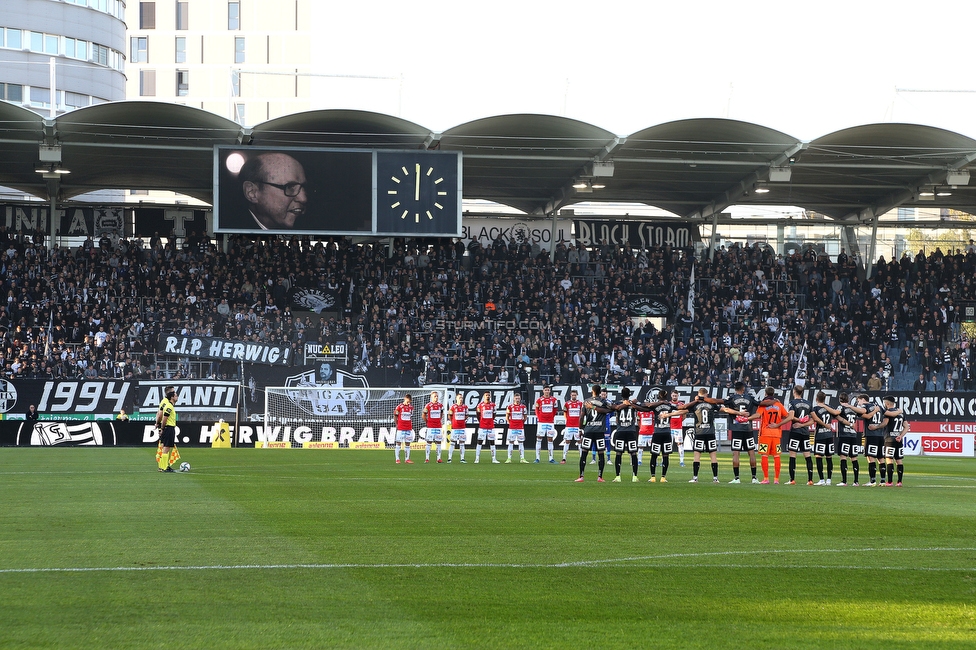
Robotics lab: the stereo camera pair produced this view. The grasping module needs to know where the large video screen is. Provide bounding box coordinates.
[214,147,461,236]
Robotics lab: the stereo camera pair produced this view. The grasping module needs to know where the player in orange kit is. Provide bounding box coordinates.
[756,387,788,484]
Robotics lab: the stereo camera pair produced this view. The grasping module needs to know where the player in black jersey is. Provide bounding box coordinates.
[769,386,815,485]
[835,392,862,486]
[576,384,613,482]
[720,382,760,484]
[810,391,841,485]
[879,395,907,486]
[637,390,680,483]
[857,394,887,486]
[688,388,722,483]
[610,387,641,483]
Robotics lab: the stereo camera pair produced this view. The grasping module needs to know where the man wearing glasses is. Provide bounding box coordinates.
[239,152,308,229]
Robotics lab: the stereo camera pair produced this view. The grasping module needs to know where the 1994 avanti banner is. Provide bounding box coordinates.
[156,335,294,366]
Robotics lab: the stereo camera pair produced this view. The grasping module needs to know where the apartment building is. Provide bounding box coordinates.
[0,0,126,114]
[124,0,315,125]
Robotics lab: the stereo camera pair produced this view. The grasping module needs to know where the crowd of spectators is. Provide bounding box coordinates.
[1,223,974,393]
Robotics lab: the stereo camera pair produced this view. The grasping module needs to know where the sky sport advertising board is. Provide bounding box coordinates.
[214,146,462,237]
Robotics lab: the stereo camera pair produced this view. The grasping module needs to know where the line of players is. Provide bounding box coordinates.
[390,385,908,487]
[576,383,907,485]
[389,387,689,471]
[391,387,581,465]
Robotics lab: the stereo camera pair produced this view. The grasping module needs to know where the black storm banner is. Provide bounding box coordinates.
[574,219,698,249]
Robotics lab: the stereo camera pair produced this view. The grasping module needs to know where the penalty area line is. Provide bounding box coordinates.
[3,547,975,575]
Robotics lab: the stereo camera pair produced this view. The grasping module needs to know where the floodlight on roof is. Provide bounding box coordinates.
[572,180,588,189]
[38,145,62,163]
[34,162,70,178]
[769,166,792,182]
[946,170,970,186]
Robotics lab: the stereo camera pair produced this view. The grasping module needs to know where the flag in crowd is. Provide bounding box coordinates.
[775,328,788,350]
[793,341,808,388]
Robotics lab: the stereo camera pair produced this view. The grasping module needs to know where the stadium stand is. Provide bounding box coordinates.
[0,224,973,393]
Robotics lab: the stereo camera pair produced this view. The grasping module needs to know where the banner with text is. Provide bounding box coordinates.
[135,381,239,415]
[0,379,134,419]
[156,334,294,366]
[902,431,975,457]
[573,219,698,249]
[1,203,124,239]
[461,217,572,252]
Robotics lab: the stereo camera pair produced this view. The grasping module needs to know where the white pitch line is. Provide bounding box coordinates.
[643,563,976,572]
[2,547,973,575]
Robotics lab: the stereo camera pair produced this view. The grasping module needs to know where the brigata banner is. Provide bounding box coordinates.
[574,219,698,249]
[157,334,294,366]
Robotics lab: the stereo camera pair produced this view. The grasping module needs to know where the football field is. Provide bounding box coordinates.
[1,448,974,649]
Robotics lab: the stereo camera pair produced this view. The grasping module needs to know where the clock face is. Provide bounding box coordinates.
[376,152,460,235]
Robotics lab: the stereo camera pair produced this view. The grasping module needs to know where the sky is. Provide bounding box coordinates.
[308,0,976,141]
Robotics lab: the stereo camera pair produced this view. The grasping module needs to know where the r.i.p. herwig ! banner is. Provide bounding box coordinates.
[156,334,294,366]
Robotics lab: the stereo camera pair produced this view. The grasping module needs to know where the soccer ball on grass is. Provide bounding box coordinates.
[179,462,191,472]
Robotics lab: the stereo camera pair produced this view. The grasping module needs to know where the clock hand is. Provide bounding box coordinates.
[415,163,421,201]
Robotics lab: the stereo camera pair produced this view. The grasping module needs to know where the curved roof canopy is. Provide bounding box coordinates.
[3,100,976,220]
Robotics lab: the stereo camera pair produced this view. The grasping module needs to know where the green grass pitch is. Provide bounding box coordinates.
[1,448,974,649]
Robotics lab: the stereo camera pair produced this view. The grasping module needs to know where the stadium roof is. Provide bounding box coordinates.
[3,100,976,220]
